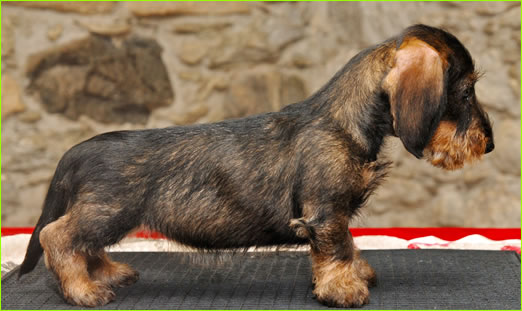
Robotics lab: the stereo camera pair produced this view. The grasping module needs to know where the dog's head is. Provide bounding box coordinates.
[383,24,494,170]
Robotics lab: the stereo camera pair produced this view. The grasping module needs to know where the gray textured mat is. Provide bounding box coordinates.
[2,250,520,310]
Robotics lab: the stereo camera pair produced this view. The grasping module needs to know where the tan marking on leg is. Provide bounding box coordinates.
[311,253,370,308]
[88,252,139,288]
[40,215,115,307]
[354,250,377,287]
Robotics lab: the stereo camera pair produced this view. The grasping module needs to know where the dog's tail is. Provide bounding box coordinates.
[18,162,71,279]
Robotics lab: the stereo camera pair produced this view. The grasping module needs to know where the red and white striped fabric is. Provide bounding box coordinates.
[1,227,520,271]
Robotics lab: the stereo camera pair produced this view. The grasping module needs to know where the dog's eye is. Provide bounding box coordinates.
[462,88,473,101]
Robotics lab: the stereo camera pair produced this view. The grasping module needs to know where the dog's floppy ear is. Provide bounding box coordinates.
[383,38,448,158]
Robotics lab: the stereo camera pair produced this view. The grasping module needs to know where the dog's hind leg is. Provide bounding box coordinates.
[39,196,141,307]
[87,251,139,288]
[40,214,115,307]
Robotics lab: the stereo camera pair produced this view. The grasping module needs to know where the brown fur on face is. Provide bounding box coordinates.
[383,28,493,165]
[424,121,488,170]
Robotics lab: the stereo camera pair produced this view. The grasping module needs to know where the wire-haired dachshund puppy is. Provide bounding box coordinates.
[19,24,494,307]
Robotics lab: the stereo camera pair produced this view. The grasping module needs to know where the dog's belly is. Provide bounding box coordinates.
[145,200,307,249]
[167,224,307,250]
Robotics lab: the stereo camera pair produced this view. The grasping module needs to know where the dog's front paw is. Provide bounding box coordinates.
[312,259,370,308]
[314,278,370,308]
[354,255,377,287]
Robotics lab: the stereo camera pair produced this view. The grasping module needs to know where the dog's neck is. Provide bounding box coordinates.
[304,42,397,162]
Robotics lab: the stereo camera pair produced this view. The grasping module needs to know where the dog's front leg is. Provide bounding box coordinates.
[308,216,371,308]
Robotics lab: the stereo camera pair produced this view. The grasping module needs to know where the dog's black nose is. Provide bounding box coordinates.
[485,141,494,154]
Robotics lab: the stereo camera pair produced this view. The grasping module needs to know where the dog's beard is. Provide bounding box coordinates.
[423,121,487,170]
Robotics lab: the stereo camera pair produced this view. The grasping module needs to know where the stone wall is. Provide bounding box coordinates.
[2,2,520,227]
